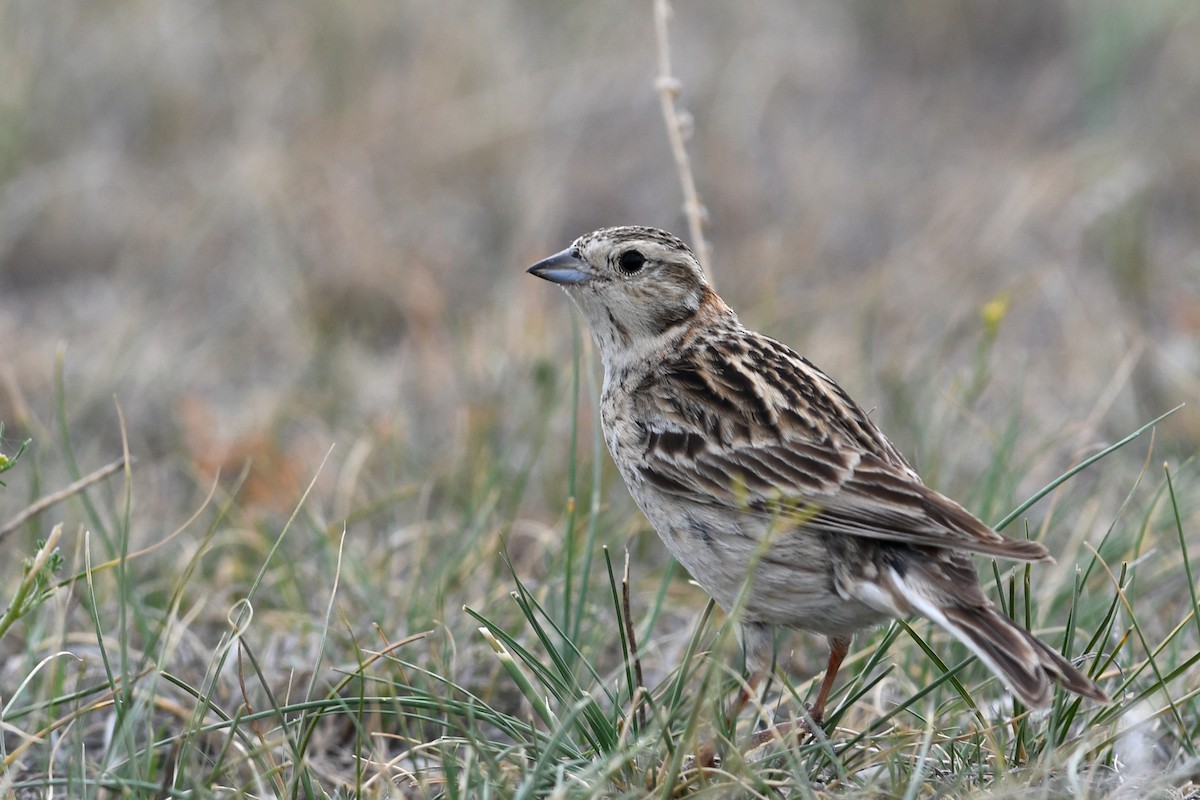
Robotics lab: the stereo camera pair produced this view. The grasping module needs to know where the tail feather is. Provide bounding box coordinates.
[898,582,1109,707]
[1024,627,1111,702]
[941,605,1109,707]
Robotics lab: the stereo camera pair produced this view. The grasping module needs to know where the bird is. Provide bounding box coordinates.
[527,225,1109,730]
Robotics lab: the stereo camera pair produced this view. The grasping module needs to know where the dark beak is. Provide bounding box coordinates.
[527,248,594,285]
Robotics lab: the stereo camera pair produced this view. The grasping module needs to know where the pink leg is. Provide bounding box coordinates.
[725,667,765,729]
[748,635,851,747]
[811,636,850,723]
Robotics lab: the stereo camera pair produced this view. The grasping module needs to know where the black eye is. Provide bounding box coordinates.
[617,249,646,275]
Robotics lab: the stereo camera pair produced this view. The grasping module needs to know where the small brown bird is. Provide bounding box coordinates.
[528,226,1108,727]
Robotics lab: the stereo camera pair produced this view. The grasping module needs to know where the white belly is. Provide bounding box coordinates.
[634,491,891,638]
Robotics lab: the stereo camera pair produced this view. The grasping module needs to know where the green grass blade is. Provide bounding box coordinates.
[994,405,1182,531]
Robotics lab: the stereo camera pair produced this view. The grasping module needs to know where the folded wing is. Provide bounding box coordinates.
[634,331,1051,563]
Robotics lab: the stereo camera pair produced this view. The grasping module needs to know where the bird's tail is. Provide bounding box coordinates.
[907,594,1109,708]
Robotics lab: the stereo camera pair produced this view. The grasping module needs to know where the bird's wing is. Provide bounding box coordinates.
[633,332,1051,562]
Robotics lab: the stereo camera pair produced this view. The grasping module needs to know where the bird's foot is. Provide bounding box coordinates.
[746,704,825,749]
[747,719,808,749]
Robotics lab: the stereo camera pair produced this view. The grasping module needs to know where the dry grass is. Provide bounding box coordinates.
[1,1,1198,796]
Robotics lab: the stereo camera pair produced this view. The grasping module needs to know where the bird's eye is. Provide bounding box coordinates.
[617,249,646,275]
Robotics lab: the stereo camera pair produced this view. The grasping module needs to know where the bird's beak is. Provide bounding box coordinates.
[527,248,594,285]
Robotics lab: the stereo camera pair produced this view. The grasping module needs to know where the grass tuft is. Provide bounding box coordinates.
[2,331,1198,797]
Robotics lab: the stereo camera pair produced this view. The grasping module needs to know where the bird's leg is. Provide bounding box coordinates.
[725,668,765,730]
[810,636,850,723]
[726,622,773,731]
[747,635,851,749]
[685,669,764,771]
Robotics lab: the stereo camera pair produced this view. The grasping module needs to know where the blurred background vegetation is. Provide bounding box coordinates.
[1,0,1197,497]
[0,0,1198,793]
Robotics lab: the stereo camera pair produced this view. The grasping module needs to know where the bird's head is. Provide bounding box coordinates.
[528,226,723,364]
